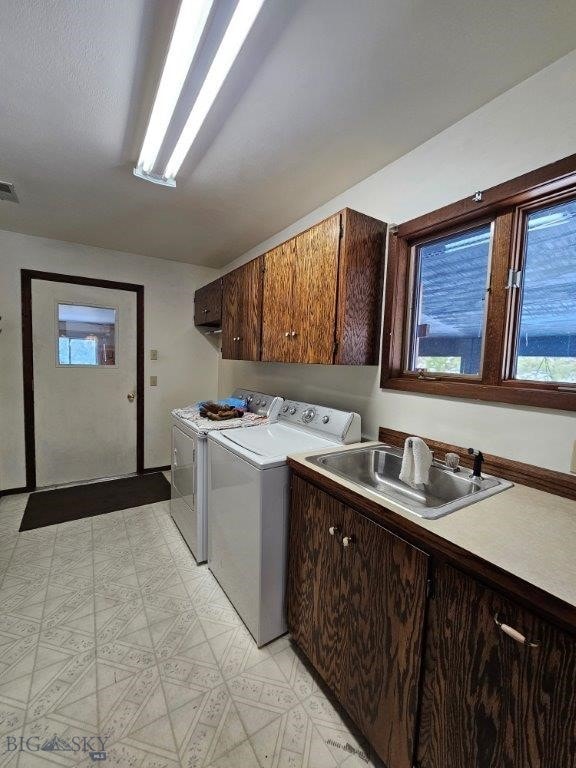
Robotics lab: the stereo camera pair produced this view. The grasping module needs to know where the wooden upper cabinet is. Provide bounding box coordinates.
[262,208,386,365]
[291,215,340,364]
[261,239,296,362]
[417,563,576,768]
[194,278,222,327]
[221,257,263,361]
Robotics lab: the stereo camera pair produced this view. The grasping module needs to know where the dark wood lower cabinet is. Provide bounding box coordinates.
[287,476,346,692]
[288,475,429,768]
[288,472,576,768]
[339,507,429,768]
[417,563,576,768]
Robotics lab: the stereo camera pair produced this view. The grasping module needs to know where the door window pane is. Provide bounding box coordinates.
[514,199,576,383]
[407,224,492,376]
[57,304,116,366]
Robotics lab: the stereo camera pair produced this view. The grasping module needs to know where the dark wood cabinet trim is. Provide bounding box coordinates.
[287,459,576,636]
[21,269,145,489]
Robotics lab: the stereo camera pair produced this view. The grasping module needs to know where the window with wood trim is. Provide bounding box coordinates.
[381,153,576,411]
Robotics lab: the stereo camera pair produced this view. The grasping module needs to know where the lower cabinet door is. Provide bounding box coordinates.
[417,563,576,768]
[338,507,429,768]
[287,476,346,693]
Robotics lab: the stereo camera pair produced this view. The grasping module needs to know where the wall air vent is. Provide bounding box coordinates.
[0,181,19,203]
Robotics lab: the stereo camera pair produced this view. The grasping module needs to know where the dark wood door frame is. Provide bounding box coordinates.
[21,269,145,490]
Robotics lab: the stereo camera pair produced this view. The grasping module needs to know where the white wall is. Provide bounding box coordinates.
[0,230,220,490]
[219,49,576,473]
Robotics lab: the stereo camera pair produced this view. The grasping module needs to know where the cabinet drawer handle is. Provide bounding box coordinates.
[494,613,540,647]
[328,526,340,536]
[342,535,354,548]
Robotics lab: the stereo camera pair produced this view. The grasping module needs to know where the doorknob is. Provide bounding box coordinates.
[127,391,136,402]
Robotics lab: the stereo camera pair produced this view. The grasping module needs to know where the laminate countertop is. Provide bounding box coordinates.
[288,441,576,619]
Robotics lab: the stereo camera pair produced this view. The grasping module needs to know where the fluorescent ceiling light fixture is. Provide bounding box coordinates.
[135,0,214,177]
[164,0,266,180]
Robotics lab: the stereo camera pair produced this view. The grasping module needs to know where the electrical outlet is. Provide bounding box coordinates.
[150,349,158,361]
[571,441,576,474]
[150,375,158,387]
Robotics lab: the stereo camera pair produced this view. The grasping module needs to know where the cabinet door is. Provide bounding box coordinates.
[291,215,341,364]
[221,270,241,359]
[261,239,296,362]
[194,278,222,327]
[238,257,263,361]
[287,476,346,692]
[417,563,576,768]
[339,507,429,768]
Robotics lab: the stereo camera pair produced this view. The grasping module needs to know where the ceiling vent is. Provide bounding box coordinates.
[0,181,19,203]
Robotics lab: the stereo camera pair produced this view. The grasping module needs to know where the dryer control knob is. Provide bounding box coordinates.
[322,415,330,424]
[302,407,316,423]
[289,407,297,415]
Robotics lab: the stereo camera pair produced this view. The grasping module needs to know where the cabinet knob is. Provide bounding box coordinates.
[285,331,290,337]
[328,526,340,536]
[342,535,354,548]
[494,613,540,647]
[290,330,297,337]
[203,308,209,314]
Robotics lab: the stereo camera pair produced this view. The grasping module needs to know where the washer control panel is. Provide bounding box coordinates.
[233,389,283,420]
[279,400,361,443]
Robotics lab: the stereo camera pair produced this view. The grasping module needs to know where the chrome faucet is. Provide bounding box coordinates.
[467,448,484,484]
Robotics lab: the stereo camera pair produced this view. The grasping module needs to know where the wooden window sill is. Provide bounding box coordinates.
[381,376,576,411]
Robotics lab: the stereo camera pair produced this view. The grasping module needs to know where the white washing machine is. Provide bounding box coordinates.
[170,389,283,563]
[207,400,361,646]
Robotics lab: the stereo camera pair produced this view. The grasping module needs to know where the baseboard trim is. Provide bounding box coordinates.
[140,465,171,474]
[0,486,31,498]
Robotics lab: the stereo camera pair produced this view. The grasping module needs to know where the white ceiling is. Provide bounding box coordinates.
[1,0,575,268]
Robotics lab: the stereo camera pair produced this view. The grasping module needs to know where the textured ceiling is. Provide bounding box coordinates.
[1,0,576,267]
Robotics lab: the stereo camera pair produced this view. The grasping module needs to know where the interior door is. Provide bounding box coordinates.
[221,269,241,359]
[32,280,138,486]
[261,240,296,362]
[287,476,345,692]
[291,215,341,364]
[339,507,429,768]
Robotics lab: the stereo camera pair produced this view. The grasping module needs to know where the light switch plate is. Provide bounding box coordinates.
[150,349,158,361]
[150,376,158,387]
[571,441,576,474]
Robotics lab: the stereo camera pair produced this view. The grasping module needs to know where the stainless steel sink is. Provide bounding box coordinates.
[308,444,513,519]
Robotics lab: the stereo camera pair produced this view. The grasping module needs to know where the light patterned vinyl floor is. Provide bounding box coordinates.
[0,485,374,768]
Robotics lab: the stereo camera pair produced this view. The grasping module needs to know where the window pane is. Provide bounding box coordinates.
[408,224,492,376]
[514,199,576,383]
[57,304,116,367]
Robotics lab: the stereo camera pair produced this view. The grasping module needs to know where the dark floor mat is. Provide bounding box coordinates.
[19,472,171,531]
